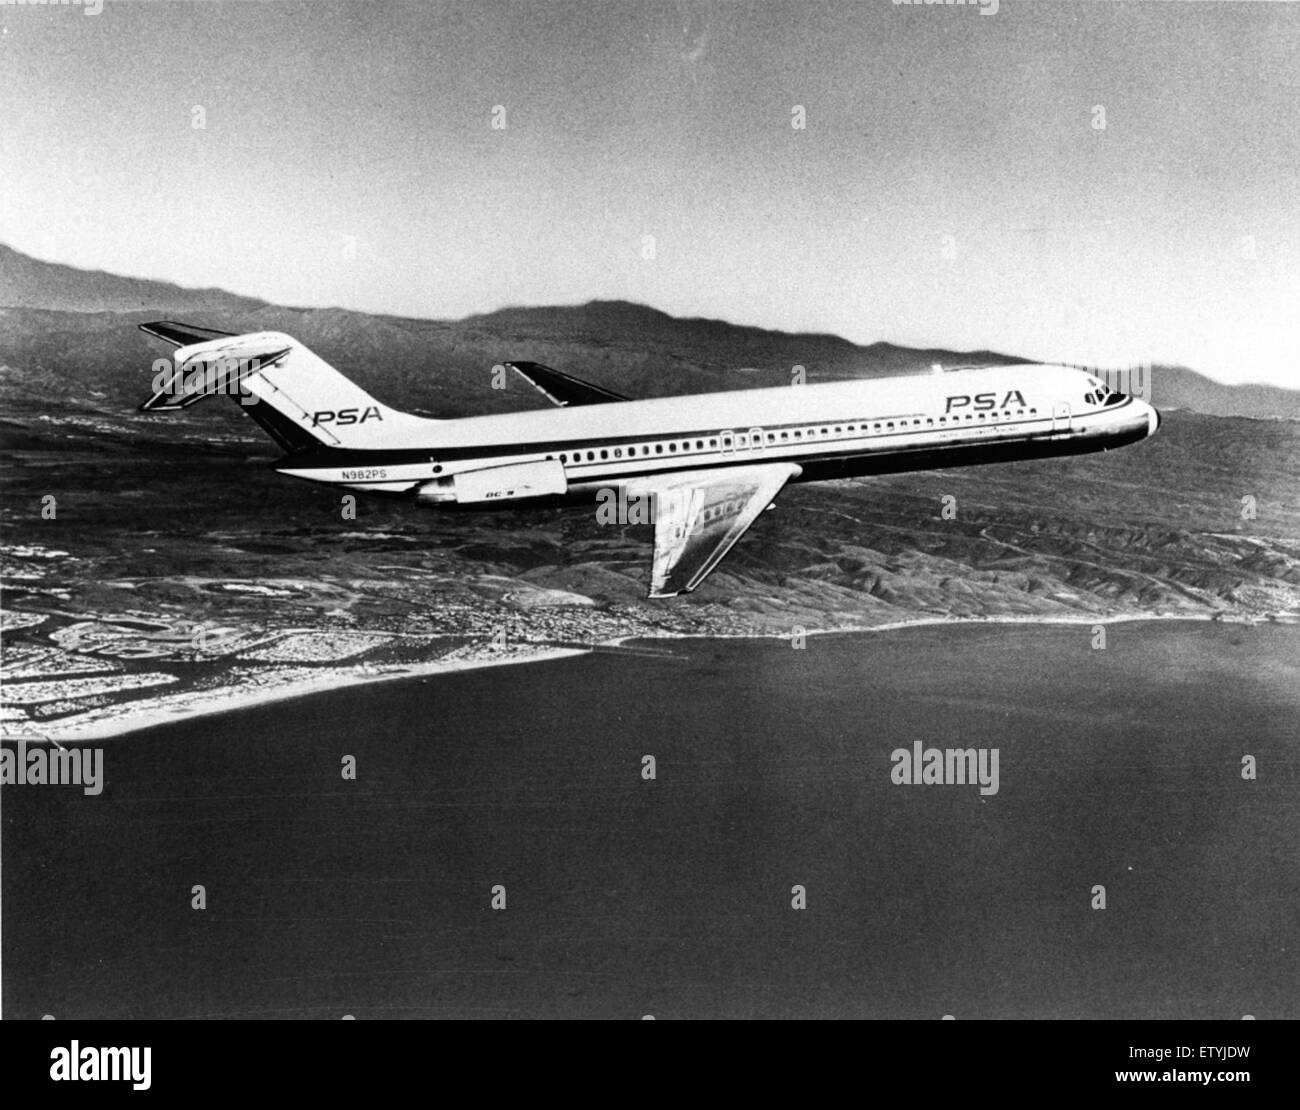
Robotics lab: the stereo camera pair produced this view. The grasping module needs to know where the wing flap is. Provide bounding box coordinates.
[507,361,628,406]
[629,462,801,597]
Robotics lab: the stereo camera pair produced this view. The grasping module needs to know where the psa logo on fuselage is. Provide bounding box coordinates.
[945,390,1026,414]
[311,406,384,427]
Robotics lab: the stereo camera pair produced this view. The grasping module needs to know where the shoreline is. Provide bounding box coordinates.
[3,646,588,743]
[5,610,1293,742]
[598,608,1295,649]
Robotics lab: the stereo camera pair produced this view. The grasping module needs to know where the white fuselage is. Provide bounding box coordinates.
[275,363,1159,503]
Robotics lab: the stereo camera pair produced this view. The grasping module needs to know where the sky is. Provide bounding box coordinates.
[1,0,1297,387]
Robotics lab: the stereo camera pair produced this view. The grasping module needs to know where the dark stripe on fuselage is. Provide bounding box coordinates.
[294,401,1146,510]
[274,400,1132,473]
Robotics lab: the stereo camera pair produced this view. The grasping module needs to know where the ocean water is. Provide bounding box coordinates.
[4,620,1298,1019]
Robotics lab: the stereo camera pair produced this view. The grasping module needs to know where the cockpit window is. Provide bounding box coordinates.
[1104,392,1125,406]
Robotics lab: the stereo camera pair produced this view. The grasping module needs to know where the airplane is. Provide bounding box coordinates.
[138,321,1159,597]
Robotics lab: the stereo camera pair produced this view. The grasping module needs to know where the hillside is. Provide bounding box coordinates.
[0,244,1295,420]
[0,244,266,316]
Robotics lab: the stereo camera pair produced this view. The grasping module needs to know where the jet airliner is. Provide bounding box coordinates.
[139,322,1159,597]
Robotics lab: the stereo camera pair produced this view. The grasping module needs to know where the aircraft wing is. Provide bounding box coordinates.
[507,361,628,406]
[628,462,801,597]
[138,320,237,348]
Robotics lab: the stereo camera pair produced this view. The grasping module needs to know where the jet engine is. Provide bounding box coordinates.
[415,458,567,504]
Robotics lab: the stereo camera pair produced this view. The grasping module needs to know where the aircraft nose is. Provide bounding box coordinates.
[1147,402,1160,436]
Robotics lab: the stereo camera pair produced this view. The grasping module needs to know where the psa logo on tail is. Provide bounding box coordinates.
[311,406,384,427]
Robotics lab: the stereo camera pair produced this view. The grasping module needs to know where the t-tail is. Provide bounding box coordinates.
[138,321,432,451]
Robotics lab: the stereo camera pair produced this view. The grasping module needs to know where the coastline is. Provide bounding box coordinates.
[597,608,1293,649]
[6,609,1292,743]
[4,646,589,743]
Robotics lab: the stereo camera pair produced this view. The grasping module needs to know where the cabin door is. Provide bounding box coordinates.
[1052,402,1072,433]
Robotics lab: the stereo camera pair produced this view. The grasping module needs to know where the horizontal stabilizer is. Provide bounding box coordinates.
[139,329,432,452]
[139,344,291,412]
[507,361,628,407]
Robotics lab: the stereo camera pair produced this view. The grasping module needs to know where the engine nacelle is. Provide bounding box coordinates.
[416,458,568,504]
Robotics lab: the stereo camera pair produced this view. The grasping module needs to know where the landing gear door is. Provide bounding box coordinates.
[1052,402,1071,433]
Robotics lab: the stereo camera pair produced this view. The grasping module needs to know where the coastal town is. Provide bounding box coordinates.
[0,538,777,738]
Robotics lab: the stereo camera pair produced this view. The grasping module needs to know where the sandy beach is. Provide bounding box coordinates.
[4,645,589,742]
[7,608,1289,743]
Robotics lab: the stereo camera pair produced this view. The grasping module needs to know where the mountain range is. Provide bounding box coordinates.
[1,243,1296,422]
